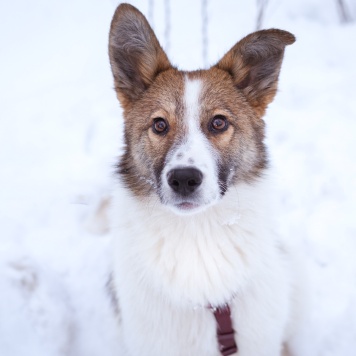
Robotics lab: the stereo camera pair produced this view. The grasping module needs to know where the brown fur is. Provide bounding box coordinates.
[109,3,172,110]
[187,69,268,185]
[215,29,295,117]
[118,69,186,197]
[108,4,295,198]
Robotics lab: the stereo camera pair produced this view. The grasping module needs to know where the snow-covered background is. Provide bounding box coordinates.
[1,0,355,355]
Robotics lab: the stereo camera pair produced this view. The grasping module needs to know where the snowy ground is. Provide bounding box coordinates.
[1,0,356,355]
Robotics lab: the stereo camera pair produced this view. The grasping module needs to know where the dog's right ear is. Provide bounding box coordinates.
[109,4,172,108]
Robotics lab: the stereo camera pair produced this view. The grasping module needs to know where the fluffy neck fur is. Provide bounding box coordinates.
[111,176,276,308]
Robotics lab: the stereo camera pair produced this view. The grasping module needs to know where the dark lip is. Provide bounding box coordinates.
[175,202,200,210]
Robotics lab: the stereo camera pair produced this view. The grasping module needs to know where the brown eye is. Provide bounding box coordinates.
[209,115,228,133]
[152,118,169,135]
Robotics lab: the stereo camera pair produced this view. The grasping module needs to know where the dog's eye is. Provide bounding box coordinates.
[152,118,169,135]
[209,115,229,133]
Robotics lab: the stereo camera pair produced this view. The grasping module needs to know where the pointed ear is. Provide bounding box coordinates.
[108,4,172,108]
[215,29,295,117]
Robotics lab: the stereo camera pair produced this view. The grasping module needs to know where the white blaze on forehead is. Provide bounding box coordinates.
[160,76,220,210]
[180,77,213,168]
[184,78,202,126]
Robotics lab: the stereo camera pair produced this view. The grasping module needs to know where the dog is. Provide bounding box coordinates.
[108,3,306,356]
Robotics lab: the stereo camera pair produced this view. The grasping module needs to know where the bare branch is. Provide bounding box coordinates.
[336,0,353,23]
[256,0,269,30]
[202,0,209,67]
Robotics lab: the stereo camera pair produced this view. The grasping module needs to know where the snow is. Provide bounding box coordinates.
[0,0,355,355]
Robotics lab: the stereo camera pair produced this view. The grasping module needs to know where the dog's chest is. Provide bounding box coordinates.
[113,256,289,356]
[112,200,265,307]
[111,188,290,355]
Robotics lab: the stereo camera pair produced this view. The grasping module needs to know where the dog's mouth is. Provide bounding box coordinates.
[175,201,200,211]
[167,197,219,215]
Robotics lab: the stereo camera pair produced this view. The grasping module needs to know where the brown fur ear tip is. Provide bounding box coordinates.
[116,3,140,13]
[272,29,296,45]
[283,31,296,45]
[112,3,143,23]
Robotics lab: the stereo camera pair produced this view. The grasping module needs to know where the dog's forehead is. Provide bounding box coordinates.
[151,68,238,109]
[151,69,185,101]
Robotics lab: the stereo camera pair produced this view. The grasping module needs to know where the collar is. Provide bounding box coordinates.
[209,304,238,356]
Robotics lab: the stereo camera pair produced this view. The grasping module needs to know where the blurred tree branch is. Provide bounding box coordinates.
[336,0,353,23]
[256,0,268,30]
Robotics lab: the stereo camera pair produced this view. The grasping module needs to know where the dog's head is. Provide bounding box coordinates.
[109,3,295,215]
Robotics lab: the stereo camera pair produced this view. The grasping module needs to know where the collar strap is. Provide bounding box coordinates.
[210,305,238,356]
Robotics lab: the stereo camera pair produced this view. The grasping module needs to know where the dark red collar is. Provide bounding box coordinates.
[210,305,238,356]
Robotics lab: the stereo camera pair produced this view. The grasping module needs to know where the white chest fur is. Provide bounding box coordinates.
[111,179,292,356]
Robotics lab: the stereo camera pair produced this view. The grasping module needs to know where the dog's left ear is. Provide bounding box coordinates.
[215,29,295,117]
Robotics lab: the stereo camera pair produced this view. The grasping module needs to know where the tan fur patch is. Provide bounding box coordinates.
[109,4,172,110]
[118,69,186,197]
[215,29,295,117]
[184,69,267,184]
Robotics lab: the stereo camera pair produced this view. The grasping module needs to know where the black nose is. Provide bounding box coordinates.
[167,168,203,195]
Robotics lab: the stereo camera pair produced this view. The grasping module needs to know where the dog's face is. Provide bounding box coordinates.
[109,4,294,215]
